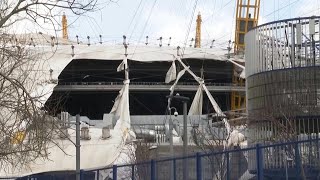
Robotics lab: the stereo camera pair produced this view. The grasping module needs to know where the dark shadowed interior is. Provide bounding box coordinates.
[45,58,233,119]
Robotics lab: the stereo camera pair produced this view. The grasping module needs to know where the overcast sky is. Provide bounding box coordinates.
[16,0,320,48]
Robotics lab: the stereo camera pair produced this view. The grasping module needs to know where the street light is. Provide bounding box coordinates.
[168,107,178,156]
[168,106,178,180]
[60,114,81,180]
[75,114,80,180]
[167,94,190,180]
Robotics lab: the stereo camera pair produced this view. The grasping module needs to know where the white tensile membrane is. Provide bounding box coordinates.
[105,57,136,180]
[165,60,177,84]
[117,57,128,72]
[167,56,246,179]
[0,57,134,178]
[188,85,203,116]
[167,66,189,109]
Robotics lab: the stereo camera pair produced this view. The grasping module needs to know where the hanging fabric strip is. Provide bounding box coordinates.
[188,85,203,115]
[169,66,189,94]
[165,60,177,83]
[167,66,189,109]
[117,57,128,72]
[110,86,124,114]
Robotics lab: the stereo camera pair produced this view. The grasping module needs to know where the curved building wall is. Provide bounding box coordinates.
[245,16,320,175]
[245,16,320,144]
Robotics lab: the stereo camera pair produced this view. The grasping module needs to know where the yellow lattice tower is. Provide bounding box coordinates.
[195,12,202,48]
[231,0,260,110]
[62,12,68,39]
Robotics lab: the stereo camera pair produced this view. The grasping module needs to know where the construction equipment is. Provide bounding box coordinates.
[231,0,260,110]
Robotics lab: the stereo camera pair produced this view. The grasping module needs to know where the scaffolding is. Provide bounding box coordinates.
[231,0,260,110]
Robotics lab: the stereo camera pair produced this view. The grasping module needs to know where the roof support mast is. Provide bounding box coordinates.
[62,12,68,39]
[195,12,202,48]
[231,0,260,110]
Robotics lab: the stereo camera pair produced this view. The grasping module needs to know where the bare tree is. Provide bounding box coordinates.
[249,107,311,180]
[0,0,100,171]
[0,0,98,30]
[192,122,227,180]
[191,114,248,180]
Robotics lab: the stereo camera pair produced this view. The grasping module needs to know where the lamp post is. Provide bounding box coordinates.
[168,107,178,157]
[167,94,189,180]
[75,114,80,180]
[168,107,177,180]
[61,114,81,180]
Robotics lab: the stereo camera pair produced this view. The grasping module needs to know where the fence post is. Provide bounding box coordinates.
[316,138,319,160]
[226,152,230,180]
[294,143,301,179]
[151,160,156,180]
[131,164,135,180]
[256,144,263,180]
[173,158,177,180]
[80,169,84,180]
[196,152,202,180]
[113,165,117,180]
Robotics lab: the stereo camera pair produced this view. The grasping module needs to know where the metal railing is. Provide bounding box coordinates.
[54,81,245,92]
[73,138,320,180]
[246,16,320,78]
[58,81,241,87]
[10,138,320,179]
[9,136,320,179]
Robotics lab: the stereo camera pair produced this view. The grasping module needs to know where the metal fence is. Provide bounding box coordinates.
[12,137,320,180]
[76,137,320,180]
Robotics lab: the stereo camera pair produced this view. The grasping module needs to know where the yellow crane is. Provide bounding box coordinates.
[231,0,260,110]
[62,12,68,39]
[195,12,202,48]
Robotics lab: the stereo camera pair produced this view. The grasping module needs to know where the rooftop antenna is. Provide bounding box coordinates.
[189,38,194,47]
[158,37,163,47]
[210,39,215,48]
[76,35,79,44]
[87,36,90,46]
[123,35,128,56]
[122,35,129,80]
[99,35,102,44]
[227,40,232,59]
[51,36,55,47]
[145,36,149,45]
[30,38,35,47]
[177,46,181,56]
[49,69,53,80]
[167,37,171,46]
[123,35,127,46]
[71,45,75,57]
